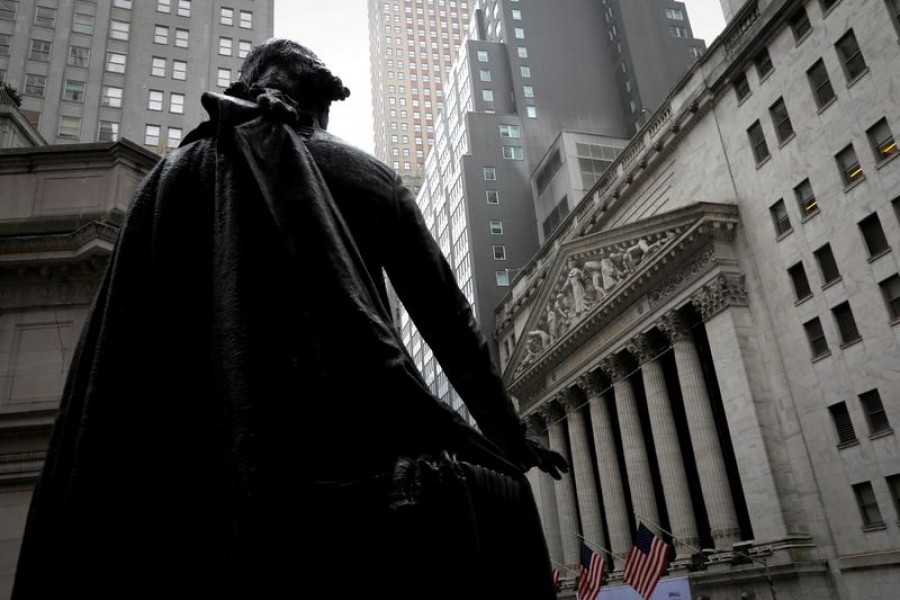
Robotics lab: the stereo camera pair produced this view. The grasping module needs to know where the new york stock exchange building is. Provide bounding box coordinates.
[494,0,900,598]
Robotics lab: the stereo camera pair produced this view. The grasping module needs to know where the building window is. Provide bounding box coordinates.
[484,167,496,181]
[479,69,491,81]
[770,199,791,236]
[102,86,123,108]
[747,121,770,164]
[495,270,510,286]
[836,145,863,186]
[813,244,840,285]
[482,89,493,102]
[157,0,171,13]
[217,68,231,88]
[733,72,750,102]
[174,28,189,48]
[666,7,685,19]
[239,10,252,28]
[0,0,17,20]
[820,0,840,12]
[172,60,187,80]
[514,27,524,38]
[154,25,169,44]
[238,40,252,59]
[769,98,794,143]
[502,146,524,160]
[34,6,56,27]
[829,402,858,446]
[754,48,774,79]
[859,213,890,257]
[23,73,45,97]
[499,124,521,138]
[151,57,166,77]
[526,106,537,118]
[859,390,891,435]
[489,219,503,234]
[887,474,900,518]
[523,85,534,98]
[803,317,829,359]
[177,0,191,17]
[219,37,232,56]
[68,45,90,67]
[486,190,500,204]
[794,178,818,217]
[167,126,182,149]
[170,92,185,114]
[72,12,94,34]
[109,20,130,41]
[788,263,812,301]
[98,121,119,142]
[867,118,897,163]
[880,274,900,321]
[62,80,85,102]
[477,50,488,62]
[836,30,867,81]
[0,34,10,56]
[886,0,900,35]
[29,39,51,62]
[106,52,127,73]
[144,124,161,146]
[57,115,81,140]
[148,90,164,111]
[832,301,861,345]
[520,65,531,78]
[517,46,528,58]
[113,0,133,8]
[853,482,884,528]
[220,7,234,25]
[789,7,811,41]
[670,25,688,38]
[807,59,835,108]
[493,245,507,260]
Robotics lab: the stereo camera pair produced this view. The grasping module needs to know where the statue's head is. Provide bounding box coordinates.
[228,38,350,127]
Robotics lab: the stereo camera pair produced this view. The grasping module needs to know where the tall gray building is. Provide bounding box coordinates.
[0,0,273,151]
[397,0,703,414]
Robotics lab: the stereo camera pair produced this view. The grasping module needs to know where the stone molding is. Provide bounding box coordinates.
[648,244,715,308]
[658,310,691,343]
[692,273,748,322]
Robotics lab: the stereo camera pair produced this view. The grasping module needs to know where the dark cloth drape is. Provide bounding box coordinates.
[12,91,555,599]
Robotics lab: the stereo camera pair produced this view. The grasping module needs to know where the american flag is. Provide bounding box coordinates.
[552,567,561,592]
[623,523,670,600]
[577,541,604,600]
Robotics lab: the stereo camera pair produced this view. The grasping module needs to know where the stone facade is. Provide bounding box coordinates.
[0,140,157,598]
[494,0,900,597]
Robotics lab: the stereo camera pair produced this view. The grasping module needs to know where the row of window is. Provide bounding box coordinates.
[830,389,891,448]
[852,476,899,530]
[49,114,182,149]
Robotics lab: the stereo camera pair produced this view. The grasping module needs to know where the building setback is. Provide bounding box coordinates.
[397,0,703,416]
[495,0,900,597]
[0,0,273,151]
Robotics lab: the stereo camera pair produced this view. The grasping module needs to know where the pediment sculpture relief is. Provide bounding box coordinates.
[516,232,672,373]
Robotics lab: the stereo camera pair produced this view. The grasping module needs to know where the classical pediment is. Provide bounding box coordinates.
[502,202,739,390]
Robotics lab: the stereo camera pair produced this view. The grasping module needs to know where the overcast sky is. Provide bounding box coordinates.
[274,1,727,154]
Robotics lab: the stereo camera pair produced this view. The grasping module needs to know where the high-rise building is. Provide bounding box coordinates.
[368,0,474,192]
[397,0,703,414]
[0,0,273,151]
[496,0,900,597]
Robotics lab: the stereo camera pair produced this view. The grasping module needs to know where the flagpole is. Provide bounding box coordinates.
[551,560,579,576]
[634,513,776,600]
[572,530,627,562]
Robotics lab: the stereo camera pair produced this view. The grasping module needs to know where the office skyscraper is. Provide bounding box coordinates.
[368,0,473,192]
[397,0,703,413]
[0,0,273,151]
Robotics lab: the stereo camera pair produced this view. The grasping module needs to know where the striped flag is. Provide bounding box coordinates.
[623,523,670,600]
[577,541,604,600]
[552,567,561,592]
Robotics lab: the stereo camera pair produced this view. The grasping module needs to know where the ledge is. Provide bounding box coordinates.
[866,248,891,263]
[837,439,860,450]
[869,429,894,441]
[839,548,900,571]
[778,132,796,148]
[801,209,821,223]
[842,176,866,193]
[861,523,887,533]
[846,67,871,89]
[839,336,863,350]
[775,228,793,241]
[875,151,899,171]
[816,96,838,115]
[794,294,813,306]
[811,350,832,363]
[755,154,772,170]
[821,277,842,290]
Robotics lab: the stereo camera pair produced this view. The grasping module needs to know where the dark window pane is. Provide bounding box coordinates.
[860,390,891,434]
[795,178,818,216]
[887,474,900,516]
[836,145,863,185]
[788,263,812,300]
[829,402,857,445]
[733,72,750,101]
[880,274,900,320]
[769,98,794,142]
[790,8,811,40]
[804,317,829,358]
[859,213,890,256]
[748,121,769,163]
[820,0,840,11]
[867,118,897,162]
[755,49,774,78]
[770,200,791,236]
[836,30,867,80]
[814,244,840,284]
[832,301,861,345]
[807,60,835,108]
[853,482,884,527]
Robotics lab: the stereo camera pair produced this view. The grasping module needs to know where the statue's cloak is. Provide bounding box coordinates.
[12,93,555,599]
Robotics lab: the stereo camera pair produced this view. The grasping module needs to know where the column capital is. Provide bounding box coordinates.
[576,370,603,399]
[625,332,656,364]
[539,396,567,422]
[691,273,747,322]
[561,386,583,411]
[658,310,691,344]
[598,354,628,383]
[524,411,546,432]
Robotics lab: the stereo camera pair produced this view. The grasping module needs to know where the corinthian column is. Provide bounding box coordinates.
[626,333,698,562]
[579,370,631,572]
[598,354,658,528]
[659,311,741,548]
[539,398,580,566]
[526,413,564,565]
[562,386,607,552]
